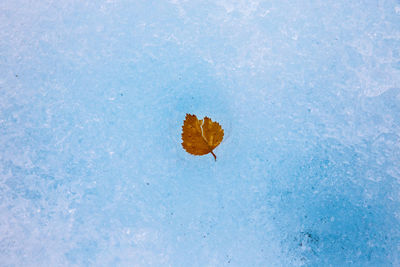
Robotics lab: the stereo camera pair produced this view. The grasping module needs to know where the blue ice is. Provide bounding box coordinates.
[1,0,400,266]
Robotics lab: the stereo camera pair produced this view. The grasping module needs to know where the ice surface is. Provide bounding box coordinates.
[1,0,400,266]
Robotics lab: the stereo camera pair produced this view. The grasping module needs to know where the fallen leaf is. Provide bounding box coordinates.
[181,113,224,161]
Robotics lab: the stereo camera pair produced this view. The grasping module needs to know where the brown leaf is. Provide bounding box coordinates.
[181,113,224,161]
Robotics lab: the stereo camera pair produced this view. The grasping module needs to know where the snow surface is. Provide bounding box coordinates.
[1,0,400,266]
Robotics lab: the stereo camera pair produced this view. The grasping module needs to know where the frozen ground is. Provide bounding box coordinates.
[1,0,400,266]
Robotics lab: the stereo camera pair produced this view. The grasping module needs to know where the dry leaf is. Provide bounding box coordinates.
[181,113,224,161]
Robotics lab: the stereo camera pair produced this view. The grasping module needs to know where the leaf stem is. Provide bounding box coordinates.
[211,151,217,161]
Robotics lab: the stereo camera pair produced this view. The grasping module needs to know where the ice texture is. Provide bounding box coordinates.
[1,0,400,266]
